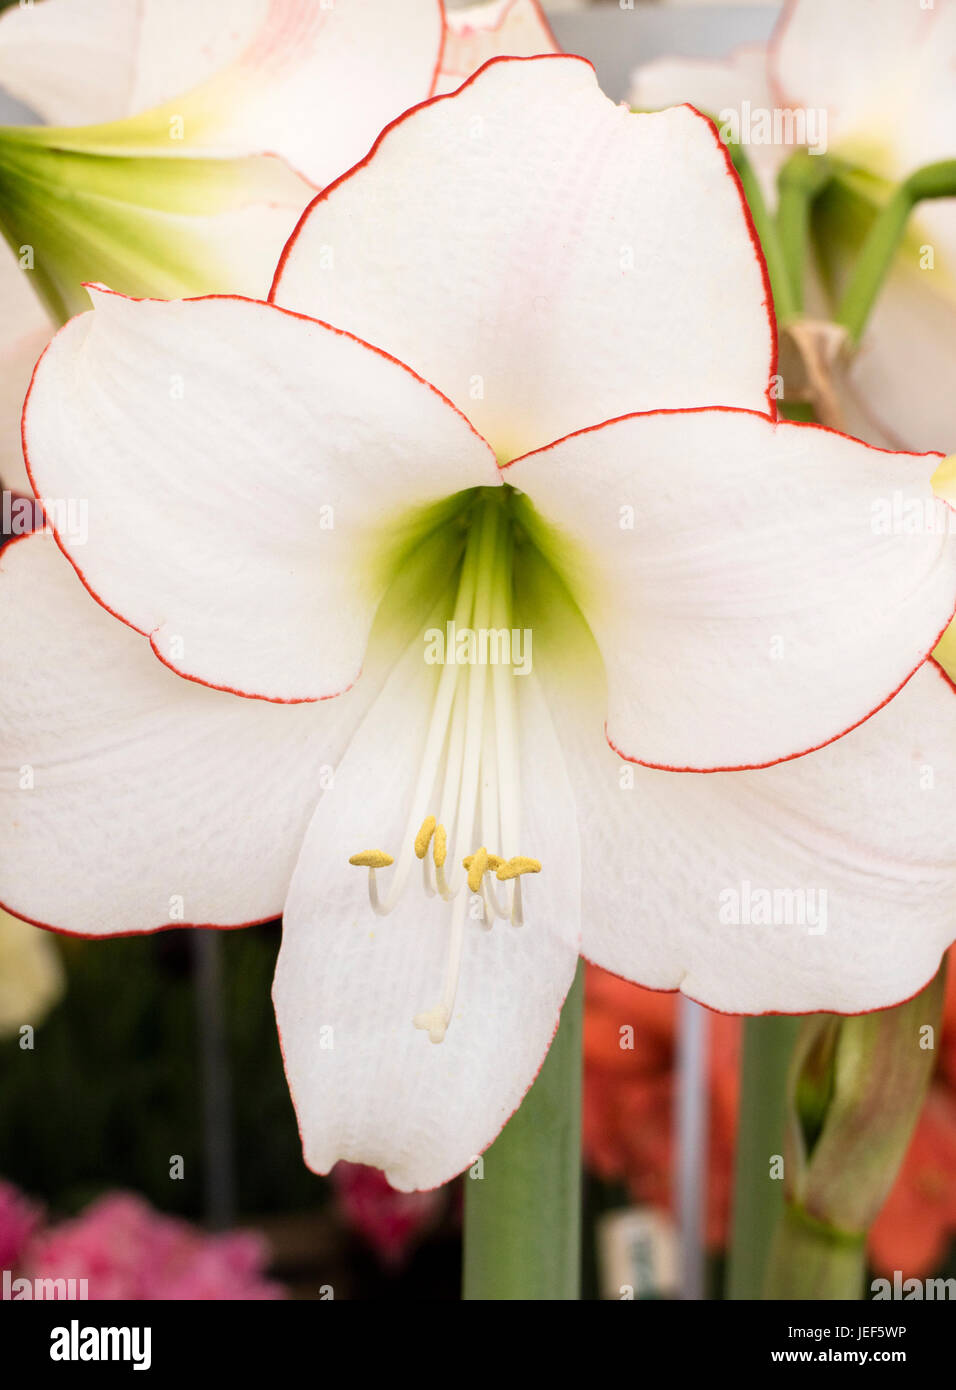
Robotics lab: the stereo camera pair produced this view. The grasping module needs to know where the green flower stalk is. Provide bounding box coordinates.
[764,966,947,1300]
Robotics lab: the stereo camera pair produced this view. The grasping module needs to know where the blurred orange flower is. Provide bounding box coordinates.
[583,957,956,1276]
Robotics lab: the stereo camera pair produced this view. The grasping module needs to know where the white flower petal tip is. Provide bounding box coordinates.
[22,291,498,704]
[271,55,778,457]
[435,0,560,96]
[504,408,956,772]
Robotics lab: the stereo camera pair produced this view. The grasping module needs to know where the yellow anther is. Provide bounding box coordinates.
[414,816,437,859]
[433,824,447,868]
[467,847,489,893]
[348,850,394,869]
[496,856,542,881]
[463,852,505,872]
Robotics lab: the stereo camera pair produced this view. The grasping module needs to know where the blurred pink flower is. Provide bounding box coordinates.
[0,1179,43,1270]
[332,1162,444,1268]
[24,1193,283,1300]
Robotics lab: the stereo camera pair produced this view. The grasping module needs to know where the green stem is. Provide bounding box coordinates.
[727,1015,801,1300]
[764,1204,866,1300]
[836,159,956,343]
[774,152,834,317]
[462,959,583,1300]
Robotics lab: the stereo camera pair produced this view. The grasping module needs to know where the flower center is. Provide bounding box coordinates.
[348,489,541,1044]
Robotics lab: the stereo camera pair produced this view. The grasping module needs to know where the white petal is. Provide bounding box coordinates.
[505,407,956,770]
[274,639,580,1192]
[849,235,956,455]
[272,56,777,458]
[435,0,559,96]
[531,561,956,1014]
[0,0,142,124]
[23,289,497,702]
[131,0,445,188]
[0,533,366,936]
[0,247,52,494]
[0,1,445,188]
[630,42,773,119]
[771,0,956,181]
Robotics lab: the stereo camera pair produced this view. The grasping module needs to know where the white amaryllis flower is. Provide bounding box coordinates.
[4,58,956,1190]
[0,0,445,185]
[0,0,500,494]
[629,0,956,454]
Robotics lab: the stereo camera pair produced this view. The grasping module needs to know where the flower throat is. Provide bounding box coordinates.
[348,488,542,1043]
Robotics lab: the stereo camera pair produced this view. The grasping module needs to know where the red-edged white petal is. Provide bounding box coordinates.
[272,56,777,458]
[23,289,498,703]
[273,642,580,1192]
[530,562,956,1015]
[628,43,784,206]
[435,0,560,96]
[0,533,366,937]
[771,0,956,181]
[0,1,445,189]
[0,248,52,494]
[505,407,956,771]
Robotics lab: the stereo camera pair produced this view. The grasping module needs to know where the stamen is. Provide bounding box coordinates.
[463,852,504,872]
[466,847,489,893]
[347,491,543,1041]
[412,1007,449,1045]
[414,816,436,859]
[413,885,469,1044]
[348,850,394,869]
[496,856,541,881]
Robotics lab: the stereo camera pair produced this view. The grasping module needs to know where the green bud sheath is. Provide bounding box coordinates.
[765,963,947,1299]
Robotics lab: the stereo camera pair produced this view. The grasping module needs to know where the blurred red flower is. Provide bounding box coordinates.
[0,1188,283,1299]
[331,1162,446,1268]
[0,1178,43,1269]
